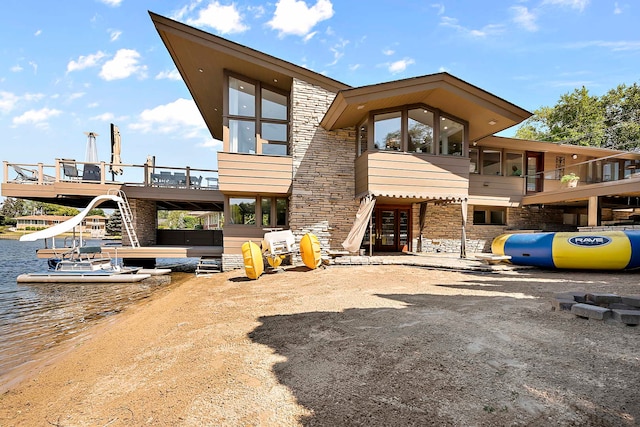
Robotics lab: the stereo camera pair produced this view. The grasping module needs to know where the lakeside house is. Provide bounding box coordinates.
[16,214,107,238]
[3,12,640,270]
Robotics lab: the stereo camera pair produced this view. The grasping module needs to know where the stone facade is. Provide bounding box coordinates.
[289,78,359,253]
[416,203,576,254]
[125,198,157,247]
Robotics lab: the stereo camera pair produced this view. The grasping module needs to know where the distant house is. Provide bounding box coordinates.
[16,214,107,238]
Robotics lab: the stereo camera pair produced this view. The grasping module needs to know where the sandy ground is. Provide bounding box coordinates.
[0,264,639,426]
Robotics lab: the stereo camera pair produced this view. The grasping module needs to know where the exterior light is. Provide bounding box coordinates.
[198,68,204,73]
[488,120,497,125]
[572,154,578,159]
[357,105,365,110]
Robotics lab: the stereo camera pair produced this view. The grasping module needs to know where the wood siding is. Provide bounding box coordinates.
[355,151,469,199]
[218,152,292,194]
[222,225,268,255]
[468,175,524,207]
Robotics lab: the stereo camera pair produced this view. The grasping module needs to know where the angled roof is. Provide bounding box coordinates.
[321,73,532,141]
[150,12,531,143]
[149,12,350,141]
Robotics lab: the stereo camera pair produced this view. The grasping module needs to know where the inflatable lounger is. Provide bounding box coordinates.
[492,230,640,270]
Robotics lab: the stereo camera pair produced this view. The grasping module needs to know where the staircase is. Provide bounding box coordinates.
[195,257,222,276]
[109,189,140,247]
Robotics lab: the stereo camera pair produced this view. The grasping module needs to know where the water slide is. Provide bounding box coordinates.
[19,194,123,242]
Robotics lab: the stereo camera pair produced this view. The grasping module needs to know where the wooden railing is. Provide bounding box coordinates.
[3,160,219,190]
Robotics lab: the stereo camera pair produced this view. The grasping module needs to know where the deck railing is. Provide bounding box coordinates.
[3,160,219,190]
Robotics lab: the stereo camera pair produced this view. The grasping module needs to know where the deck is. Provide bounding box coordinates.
[35,245,223,260]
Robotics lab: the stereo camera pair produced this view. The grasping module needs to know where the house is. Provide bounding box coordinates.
[16,214,107,238]
[150,12,640,270]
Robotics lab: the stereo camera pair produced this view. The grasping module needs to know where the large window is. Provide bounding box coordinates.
[408,109,434,154]
[227,75,289,155]
[439,116,464,156]
[229,197,256,225]
[482,149,502,176]
[369,106,465,156]
[506,152,523,176]
[229,196,288,227]
[374,112,401,151]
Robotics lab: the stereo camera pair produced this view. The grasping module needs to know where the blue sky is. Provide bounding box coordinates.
[1,0,639,172]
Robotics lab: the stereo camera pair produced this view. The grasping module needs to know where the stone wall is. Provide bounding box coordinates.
[289,78,359,252]
[126,198,157,247]
[417,203,574,253]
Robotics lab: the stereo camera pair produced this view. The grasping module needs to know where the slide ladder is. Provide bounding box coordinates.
[110,189,140,247]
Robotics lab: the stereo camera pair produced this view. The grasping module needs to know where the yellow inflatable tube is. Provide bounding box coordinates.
[299,233,322,269]
[242,240,264,279]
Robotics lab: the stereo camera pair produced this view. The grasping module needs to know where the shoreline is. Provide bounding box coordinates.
[1,265,639,426]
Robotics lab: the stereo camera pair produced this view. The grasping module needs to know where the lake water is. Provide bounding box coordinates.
[0,238,180,386]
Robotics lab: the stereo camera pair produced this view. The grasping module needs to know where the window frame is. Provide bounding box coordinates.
[224,72,290,156]
[472,206,506,225]
[226,195,289,228]
[367,104,467,157]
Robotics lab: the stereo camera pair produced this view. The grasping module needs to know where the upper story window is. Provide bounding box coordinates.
[226,74,289,155]
[364,105,464,157]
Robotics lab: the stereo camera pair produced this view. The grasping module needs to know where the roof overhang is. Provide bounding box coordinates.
[149,12,350,141]
[321,73,532,141]
[478,136,640,159]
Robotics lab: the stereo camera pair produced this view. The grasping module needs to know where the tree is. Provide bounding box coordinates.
[0,197,28,218]
[105,210,122,236]
[516,83,640,150]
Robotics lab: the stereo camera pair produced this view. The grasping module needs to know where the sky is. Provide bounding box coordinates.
[1,0,640,173]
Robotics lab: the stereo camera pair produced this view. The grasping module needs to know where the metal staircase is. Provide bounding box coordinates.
[109,189,140,247]
[195,257,222,276]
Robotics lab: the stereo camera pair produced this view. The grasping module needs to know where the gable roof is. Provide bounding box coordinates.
[321,73,532,141]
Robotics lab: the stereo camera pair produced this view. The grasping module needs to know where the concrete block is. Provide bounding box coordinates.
[586,293,621,305]
[571,303,611,320]
[552,298,577,311]
[621,295,640,308]
[555,291,588,303]
[609,303,637,310]
[611,309,640,325]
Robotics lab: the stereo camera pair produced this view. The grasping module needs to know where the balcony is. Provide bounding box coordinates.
[217,152,293,194]
[355,151,469,201]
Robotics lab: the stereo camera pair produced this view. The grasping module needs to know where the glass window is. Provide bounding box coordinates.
[229,77,255,117]
[261,88,287,120]
[473,207,506,225]
[229,120,256,153]
[482,149,502,175]
[439,116,464,156]
[469,147,479,173]
[276,198,288,226]
[374,112,402,151]
[506,152,523,176]
[261,123,288,155]
[229,197,256,225]
[261,198,271,226]
[407,109,434,153]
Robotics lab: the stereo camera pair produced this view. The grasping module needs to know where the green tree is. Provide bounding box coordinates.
[0,197,27,218]
[105,210,122,236]
[516,83,640,150]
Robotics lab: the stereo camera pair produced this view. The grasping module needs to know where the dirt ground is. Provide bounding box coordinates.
[1,264,639,426]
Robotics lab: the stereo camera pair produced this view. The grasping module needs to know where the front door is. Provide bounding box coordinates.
[526,151,544,193]
[372,207,411,252]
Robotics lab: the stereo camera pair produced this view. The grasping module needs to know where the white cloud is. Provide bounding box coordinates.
[0,91,20,113]
[186,1,248,34]
[68,92,85,101]
[431,3,445,15]
[388,58,415,74]
[613,2,622,14]
[67,51,107,73]
[565,40,640,51]
[155,69,182,80]
[109,29,122,42]
[99,0,122,6]
[11,64,23,73]
[267,0,334,37]
[248,5,265,19]
[542,0,589,12]
[197,137,223,151]
[303,31,317,43]
[34,29,42,36]
[99,49,147,81]
[90,112,115,121]
[382,49,395,56]
[439,17,504,38]
[511,6,538,32]
[28,61,38,73]
[12,107,62,126]
[129,98,207,135]
[328,39,349,66]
